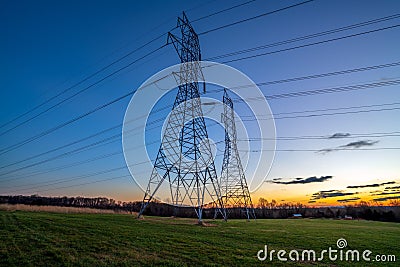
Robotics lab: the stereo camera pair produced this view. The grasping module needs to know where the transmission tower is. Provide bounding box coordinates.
[138,12,226,223]
[220,89,256,220]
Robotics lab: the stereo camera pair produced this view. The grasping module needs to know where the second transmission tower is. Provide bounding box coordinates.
[220,89,256,220]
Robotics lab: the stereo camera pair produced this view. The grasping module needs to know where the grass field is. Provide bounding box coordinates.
[1,210,399,266]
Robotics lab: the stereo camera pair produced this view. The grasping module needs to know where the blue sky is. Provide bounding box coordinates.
[1,0,399,205]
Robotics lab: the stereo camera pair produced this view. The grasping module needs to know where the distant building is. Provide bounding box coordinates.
[344,215,353,220]
[291,213,303,219]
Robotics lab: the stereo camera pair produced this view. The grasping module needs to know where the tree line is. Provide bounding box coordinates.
[1,195,399,222]
[0,195,140,213]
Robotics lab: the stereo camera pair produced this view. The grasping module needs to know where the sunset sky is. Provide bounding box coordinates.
[1,0,399,206]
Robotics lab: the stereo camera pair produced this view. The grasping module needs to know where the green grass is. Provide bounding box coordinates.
[1,210,399,266]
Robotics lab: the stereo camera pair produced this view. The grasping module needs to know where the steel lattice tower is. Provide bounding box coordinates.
[138,13,226,223]
[220,89,256,220]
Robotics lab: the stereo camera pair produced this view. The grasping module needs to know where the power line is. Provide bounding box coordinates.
[4,128,400,192]
[3,132,400,191]
[2,75,397,169]
[0,7,400,151]
[5,150,124,182]
[0,39,164,132]
[203,60,400,94]
[0,44,168,137]
[0,79,199,173]
[219,24,400,64]
[238,79,400,101]
[7,165,130,193]
[267,79,400,100]
[7,144,400,194]
[6,143,400,194]
[145,61,400,120]
[0,124,122,170]
[2,148,221,193]
[272,107,400,120]
[238,102,400,121]
[2,18,398,154]
[206,13,400,61]
[191,0,257,23]
[7,3,400,195]
[131,103,400,133]
[0,134,121,177]
[253,62,400,87]
[0,0,225,132]
[5,131,400,183]
[0,68,177,155]
[0,0,263,135]
[0,124,157,179]
[2,62,400,167]
[241,101,400,117]
[2,153,157,192]
[11,99,398,176]
[32,175,131,194]
[2,139,160,183]
[4,127,397,181]
[198,0,314,35]
[1,175,132,195]
[241,147,400,152]
[1,145,167,193]
[0,90,134,156]
[125,63,400,133]
[143,102,400,130]
[239,131,400,141]
[2,72,400,172]
[0,118,174,181]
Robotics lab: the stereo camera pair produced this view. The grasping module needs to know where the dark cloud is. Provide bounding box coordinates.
[272,175,333,185]
[385,185,400,190]
[373,195,400,202]
[340,140,379,148]
[317,139,379,154]
[329,133,351,139]
[337,197,360,203]
[378,181,395,185]
[347,181,396,189]
[308,200,317,203]
[310,190,358,200]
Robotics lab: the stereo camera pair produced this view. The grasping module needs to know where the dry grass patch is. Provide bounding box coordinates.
[0,204,135,214]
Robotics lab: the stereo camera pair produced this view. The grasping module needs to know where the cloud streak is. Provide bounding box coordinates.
[339,140,379,149]
[347,181,396,189]
[370,191,400,196]
[272,175,333,185]
[310,190,358,200]
[317,139,379,154]
[385,185,400,190]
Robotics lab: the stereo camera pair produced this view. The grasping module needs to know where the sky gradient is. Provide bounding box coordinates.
[1,0,399,206]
